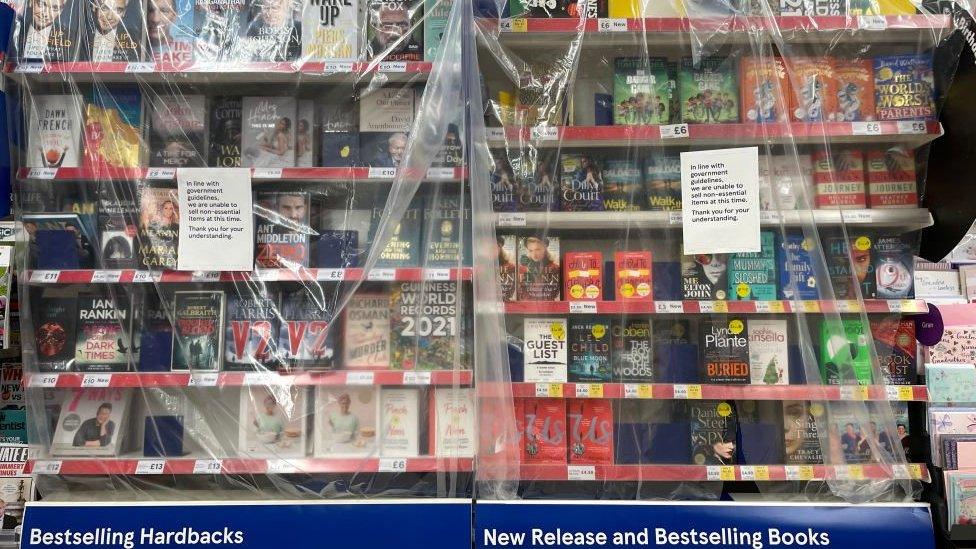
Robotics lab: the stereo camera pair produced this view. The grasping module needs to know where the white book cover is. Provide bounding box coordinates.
[51,388,130,456]
[241,97,297,168]
[359,87,416,133]
[748,319,789,385]
[523,318,568,383]
[296,100,315,167]
[379,388,419,457]
[313,386,378,457]
[430,387,475,458]
[771,154,812,211]
[238,386,308,458]
[27,94,83,168]
[301,0,358,61]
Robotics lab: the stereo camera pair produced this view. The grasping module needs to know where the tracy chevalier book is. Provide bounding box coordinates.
[301,0,357,61]
[83,85,142,169]
[33,291,77,372]
[518,235,560,301]
[171,291,224,371]
[369,196,423,268]
[18,0,81,60]
[613,57,671,125]
[224,293,279,372]
[254,191,310,268]
[689,401,737,465]
[97,182,139,269]
[239,386,307,458]
[820,318,872,385]
[313,386,378,457]
[497,234,517,302]
[193,0,248,63]
[747,319,788,385]
[74,292,134,372]
[612,319,652,382]
[209,96,243,167]
[568,317,611,382]
[234,0,302,61]
[783,401,824,464]
[700,318,750,384]
[728,231,777,301]
[52,388,129,456]
[80,0,144,61]
[242,96,297,168]
[679,57,739,124]
[870,317,916,385]
[390,281,465,370]
[27,94,84,168]
[559,154,604,212]
[137,183,180,270]
[681,250,728,300]
[365,0,422,62]
[429,387,475,457]
[567,399,613,465]
[379,387,420,457]
[149,94,207,168]
[343,293,391,369]
[147,0,195,63]
[277,290,338,371]
[523,318,568,383]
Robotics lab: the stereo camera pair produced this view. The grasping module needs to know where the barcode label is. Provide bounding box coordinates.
[346,371,375,385]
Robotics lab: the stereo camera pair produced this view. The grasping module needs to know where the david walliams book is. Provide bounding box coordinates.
[224,293,279,372]
[874,54,935,121]
[171,291,225,371]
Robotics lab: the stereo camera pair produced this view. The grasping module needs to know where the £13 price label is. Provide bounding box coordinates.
[193,459,222,474]
[135,460,166,475]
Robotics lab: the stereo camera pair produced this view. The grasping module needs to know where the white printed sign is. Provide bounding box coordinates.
[177,168,254,271]
[681,147,761,255]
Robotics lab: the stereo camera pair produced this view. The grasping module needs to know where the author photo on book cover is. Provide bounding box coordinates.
[71,402,116,447]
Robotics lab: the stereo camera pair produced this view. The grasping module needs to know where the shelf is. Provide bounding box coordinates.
[506,463,929,482]
[503,299,927,315]
[24,369,473,388]
[17,166,466,183]
[485,121,942,148]
[499,382,927,401]
[496,209,934,232]
[26,267,472,285]
[26,456,473,475]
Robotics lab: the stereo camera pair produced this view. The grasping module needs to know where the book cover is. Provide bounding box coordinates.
[567,399,613,464]
[80,0,143,61]
[813,149,866,209]
[701,318,750,384]
[612,319,652,382]
[317,206,371,266]
[740,56,790,123]
[192,0,248,62]
[431,121,463,167]
[27,94,84,168]
[51,388,129,456]
[568,317,611,382]
[776,232,818,300]
[520,398,566,464]
[238,386,307,458]
[33,292,77,372]
[607,0,683,16]
[517,235,560,301]
[424,191,464,268]
[19,0,81,60]
[679,57,739,124]
[278,290,338,371]
[874,54,936,121]
[360,89,415,168]
[778,0,842,15]
[301,0,357,61]
[871,317,916,385]
[783,401,824,464]
[147,0,195,63]
[828,403,872,463]
[747,319,788,385]
[136,183,180,270]
[242,96,297,168]
[369,196,423,268]
[564,252,603,301]
[97,182,139,269]
[83,85,142,169]
[614,251,652,301]
[866,147,918,208]
[523,317,568,383]
[825,234,875,299]
[74,293,133,372]
[209,96,243,168]
[234,0,302,61]
[518,161,559,212]
[171,290,224,371]
[320,98,359,167]
[379,387,420,457]
[137,291,172,371]
[423,0,449,61]
[833,58,876,122]
[601,158,642,212]
[343,293,391,369]
[390,281,466,370]
[149,94,207,168]
[820,318,872,385]
[612,57,670,125]
[497,234,518,302]
[255,191,311,268]
[728,230,777,301]
[510,0,604,16]
[873,234,914,299]
[769,154,810,210]
[23,213,97,270]
[313,386,377,457]
[681,251,728,300]
[491,160,519,212]
[788,57,838,122]
[224,293,279,372]
[294,101,314,167]
[429,386,475,457]
[643,152,681,211]
[365,0,422,61]
[689,401,737,465]
[559,154,604,212]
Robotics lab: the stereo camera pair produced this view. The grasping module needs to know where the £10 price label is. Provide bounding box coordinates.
[32,374,59,387]
[82,374,112,387]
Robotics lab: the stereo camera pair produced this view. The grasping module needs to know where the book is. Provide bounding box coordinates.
[679,57,739,124]
[365,0,423,61]
[313,386,378,457]
[136,183,180,270]
[518,236,560,301]
[643,152,681,211]
[80,0,143,61]
[747,319,788,385]
[783,401,824,464]
[614,251,652,301]
[820,318,872,385]
[301,0,358,61]
[424,191,464,268]
[564,252,603,301]
[294,101,315,167]
[209,97,243,168]
[518,161,559,212]
[828,403,873,463]
[497,234,518,302]
[612,57,671,125]
[242,97,297,168]
[234,0,302,61]
[776,232,818,300]
[874,54,936,121]
[33,291,77,372]
[813,149,866,209]
[254,191,311,268]
[51,388,129,456]
[608,0,683,16]
[700,319,750,384]
[320,98,359,167]
[171,291,224,371]
[728,231,777,301]
[360,87,416,167]
[523,317,568,383]
[278,290,338,371]
[429,387,475,457]
[370,196,423,268]
[768,154,809,210]
[788,57,837,122]
[27,94,84,168]
[97,182,139,269]
[423,0,449,60]
[559,154,604,212]
[224,293,279,372]
[873,234,914,299]
[491,160,519,212]
[681,251,728,300]
[390,281,466,370]
[83,85,142,169]
[192,0,248,62]
[379,387,420,457]
[740,56,790,123]
[825,234,875,299]
[18,0,81,60]
[778,0,842,15]
[74,292,133,372]
[343,293,391,369]
[136,291,172,371]
[149,94,207,168]
[612,319,652,382]
[871,317,916,385]
[601,158,642,212]
[238,386,307,457]
[689,401,737,465]
[509,0,605,16]
[23,213,97,270]
[568,317,611,382]
[866,147,918,208]
[519,398,567,464]
[832,58,876,122]
[147,0,195,63]
[567,399,614,464]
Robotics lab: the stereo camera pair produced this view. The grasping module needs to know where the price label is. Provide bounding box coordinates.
[769,301,786,313]
[498,212,526,227]
[425,268,451,281]
[378,61,407,72]
[27,167,57,179]
[754,301,772,313]
[530,126,558,140]
[135,460,166,475]
[132,271,160,283]
[837,300,860,313]
[30,271,59,283]
[848,464,865,480]
[886,385,914,401]
[535,383,563,398]
[323,61,354,73]
[659,123,689,139]
[841,210,872,223]
[897,120,927,134]
[368,167,397,179]
[193,459,222,474]
[801,301,820,313]
[82,374,112,387]
[512,18,528,32]
[567,465,596,481]
[760,211,783,224]
[254,269,280,282]
[852,121,882,135]
[486,127,506,140]
[267,460,299,474]
[499,19,513,31]
[33,460,62,474]
[624,383,652,399]
[252,168,283,179]
[910,463,922,479]
[569,301,597,314]
[575,384,604,398]
[705,466,735,481]
[188,372,219,387]
[888,300,905,313]
[317,268,346,281]
[346,371,375,385]
[739,466,756,481]
[426,167,455,180]
[31,374,59,387]
[191,271,221,282]
[146,167,176,180]
[244,372,277,386]
[403,371,432,385]
[367,268,396,281]
[124,61,155,73]
[92,270,122,283]
[673,384,701,399]
[858,14,887,30]
[378,458,408,472]
[597,18,628,31]
[699,301,716,313]
[15,62,44,73]
[840,385,869,400]
[785,465,808,480]
[753,465,770,481]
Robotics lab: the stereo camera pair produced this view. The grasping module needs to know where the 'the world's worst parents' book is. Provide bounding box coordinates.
[224,293,279,372]
[255,191,311,268]
[171,291,225,371]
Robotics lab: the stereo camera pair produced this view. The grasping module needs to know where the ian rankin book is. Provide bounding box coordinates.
[783,401,824,464]
[137,183,179,270]
[747,319,788,385]
[379,387,420,457]
[27,94,84,168]
[313,386,378,457]
[700,318,750,384]
[255,191,310,268]
[239,386,308,458]
[429,387,475,457]
[390,281,466,370]
[689,400,737,465]
[80,0,143,61]
[171,291,225,372]
[277,290,338,371]
[74,292,134,372]
[209,97,243,168]
[97,182,139,269]
[224,293,279,372]
[33,291,78,372]
[301,0,358,61]
[242,96,297,168]
[523,318,568,383]
[149,94,207,168]
[343,293,391,369]
[52,388,129,456]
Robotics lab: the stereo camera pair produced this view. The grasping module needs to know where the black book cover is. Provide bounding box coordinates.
[193,0,249,62]
[224,293,279,371]
[79,0,143,61]
[783,401,824,464]
[137,290,172,372]
[33,292,77,372]
[364,0,423,62]
[681,252,728,300]
[97,182,139,269]
[74,292,133,372]
[255,191,310,268]
[700,318,749,384]
[149,94,207,168]
[432,122,462,168]
[277,290,338,371]
[369,196,423,268]
[234,0,302,61]
[319,99,359,167]
[171,291,225,371]
[689,400,737,465]
[390,281,467,370]
[825,234,875,299]
[568,317,611,382]
[209,97,243,168]
[612,319,652,382]
[423,191,463,268]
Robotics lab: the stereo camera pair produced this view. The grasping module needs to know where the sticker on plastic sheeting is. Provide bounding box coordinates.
[177,168,254,271]
[680,147,761,255]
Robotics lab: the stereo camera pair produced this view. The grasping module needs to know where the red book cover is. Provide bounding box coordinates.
[813,149,866,209]
[568,399,614,465]
[615,251,653,301]
[832,58,876,122]
[787,57,838,123]
[564,252,603,301]
[520,398,567,464]
[740,56,791,123]
[866,148,918,209]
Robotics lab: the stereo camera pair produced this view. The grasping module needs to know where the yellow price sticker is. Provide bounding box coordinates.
[637,384,652,398]
[854,236,872,251]
[802,301,820,313]
[754,465,770,481]
[769,301,786,313]
[720,466,736,481]
[588,384,604,398]
[549,383,564,398]
[910,464,922,479]
[845,300,862,313]
[799,465,814,480]
[713,301,729,313]
[729,319,744,335]
[897,386,913,401]
[512,18,528,32]
[848,464,864,480]
[688,384,703,399]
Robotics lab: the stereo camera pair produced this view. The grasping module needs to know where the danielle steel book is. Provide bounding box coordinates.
[689,400,737,465]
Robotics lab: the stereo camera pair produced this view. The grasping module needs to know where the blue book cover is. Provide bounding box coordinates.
[370,196,424,268]
[777,232,818,300]
[143,416,184,457]
[602,158,642,212]
[25,213,96,269]
[137,292,173,372]
[0,408,26,444]
[322,133,360,167]
[874,54,936,121]
[559,154,604,212]
[314,230,359,268]
[491,159,518,212]
[568,317,611,382]
[728,230,777,300]
[424,191,465,268]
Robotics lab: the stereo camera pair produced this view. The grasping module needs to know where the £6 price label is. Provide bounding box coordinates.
[379,458,408,472]
[852,121,882,135]
[897,120,927,134]
[597,18,627,31]
[659,123,689,139]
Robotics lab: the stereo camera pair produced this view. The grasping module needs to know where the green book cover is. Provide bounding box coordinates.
[820,319,872,385]
[728,231,777,300]
[679,57,740,124]
[613,57,671,125]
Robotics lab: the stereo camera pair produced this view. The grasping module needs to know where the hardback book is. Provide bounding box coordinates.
[238,386,307,458]
[428,386,476,457]
[317,206,372,266]
[567,399,614,465]
[776,232,818,300]
[224,293,279,372]
[518,165,559,212]
[365,0,423,61]
[728,231,777,301]
[871,317,916,385]
[829,403,873,463]
[314,230,359,268]
[564,252,603,301]
[689,401,737,465]
[602,158,642,212]
[242,96,297,168]
[612,57,671,125]
[83,85,143,169]
[778,0,842,15]
[80,0,143,61]
[783,401,824,464]
[681,250,728,300]
[149,94,207,168]
[320,98,360,167]
[295,101,315,167]
[370,196,423,268]
[33,291,78,372]
[517,236,561,301]
[832,58,876,122]
[360,87,416,167]
[192,0,248,62]
[423,0,450,60]
[872,234,914,299]
[74,292,134,372]
[390,281,466,370]
[171,291,224,371]
[18,0,81,60]
[568,317,611,382]
[301,0,358,61]
[137,291,173,371]
[523,317,568,383]
[700,319,750,384]
[679,57,740,124]
[27,94,84,168]
[278,290,338,371]
[874,54,936,121]
[136,183,180,270]
[209,97,243,168]
[234,0,302,62]
[379,387,420,457]
[787,57,837,123]
[612,318,653,382]
[97,182,139,269]
[825,234,875,299]
[509,0,605,16]
[866,147,918,208]
[813,149,866,209]
[747,319,788,385]
[423,191,464,268]
[643,152,681,211]
[313,386,378,457]
[739,56,790,123]
[51,388,129,456]
[498,234,518,302]
[254,191,311,268]
[559,154,604,212]
[519,398,567,464]
[607,0,683,16]
[615,251,652,301]
[23,213,97,270]
[147,0,195,63]
[927,326,976,364]
[343,293,391,369]
[820,318,872,385]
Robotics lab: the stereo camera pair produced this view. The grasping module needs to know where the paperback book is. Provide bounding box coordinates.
[613,57,671,125]
[255,191,311,268]
[19,0,81,60]
[681,251,728,300]
[278,291,338,371]
[747,319,788,385]
[83,85,142,169]
[825,234,874,299]
[242,96,297,168]
[209,97,243,168]
[379,388,420,457]
[74,292,133,372]
[783,401,824,464]
[171,291,225,371]
[80,0,143,61]
[97,182,139,269]
[615,251,652,301]
[51,388,129,456]
[518,166,559,212]
[519,398,567,464]
[777,233,818,300]
[612,319,653,382]
[313,386,377,457]
[866,147,918,209]
[700,319,750,384]
[370,197,423,268]
[788,57,837,123]
[832,58,876,122]
[689,401,737,465]
[491,159,518,212]
[523,318,568,383]
[224,294,279,372]
[27,94,84,168]
[567,399,614,465]
[643,153,681,211]
[873,234,914,299]
[559,154,604,212]
[829,403,872,464]
[391,281,465,370]
[870,317,916,385]
[602,158,642,212]
[568,317,611,382]
[137,184,180,270]
[820,319,872,385]
[518,236,561,301]
[239,386,307,458]
[874,54,936,121]
[423,0,450,60]
[497,234,518,302]
[564,252,603,302]
[740,56,790,123]
[429,387,475,457]
[149,94,207,168]
[728,231,777,301]
[679,57,739,124]
[301,0,358,61]
[343,293,391,369]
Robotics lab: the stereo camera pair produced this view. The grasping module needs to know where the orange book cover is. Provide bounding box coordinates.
[740,56,791,123]
[787,58,838,123]
[832,58,876,122]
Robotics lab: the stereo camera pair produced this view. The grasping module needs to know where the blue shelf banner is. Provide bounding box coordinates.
[23,498,472,549]
[476,501,934,549]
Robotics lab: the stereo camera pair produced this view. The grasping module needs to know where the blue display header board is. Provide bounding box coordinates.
[475,501,934,549]
[22,498,471,549]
